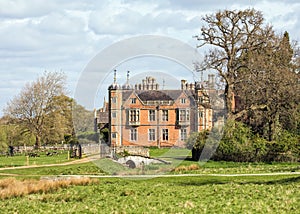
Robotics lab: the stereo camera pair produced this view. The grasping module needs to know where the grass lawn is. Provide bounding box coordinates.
[0,162,104,179]
[0,174,299,213]
[0,151,71,168]
[0,148,299,213]
[0,148,299,178]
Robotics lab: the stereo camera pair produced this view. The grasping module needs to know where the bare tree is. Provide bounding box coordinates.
[4,71,67,147]
[194,9,275,120]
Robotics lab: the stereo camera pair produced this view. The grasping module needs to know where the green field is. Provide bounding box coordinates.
[0,148,299,213]
[0,151,71,168]
[0,174,299,213]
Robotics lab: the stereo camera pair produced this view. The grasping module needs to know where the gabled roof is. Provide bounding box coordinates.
[161,90,185,101]
[121,89,197,103]
[122,90,134,102]
[137,90,173,101]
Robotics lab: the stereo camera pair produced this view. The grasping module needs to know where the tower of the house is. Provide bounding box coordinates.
[108,69,123,146]
[194,79,213,131]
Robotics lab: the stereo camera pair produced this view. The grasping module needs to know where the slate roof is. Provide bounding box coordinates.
[137,90,174,101]
[122,90,133,102]
[121,89,197,102]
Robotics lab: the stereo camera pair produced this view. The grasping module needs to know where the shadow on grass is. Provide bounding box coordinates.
[0,165,24,168]
[172,157,195,161]
[268,166,300,173]
[240,175,300,185]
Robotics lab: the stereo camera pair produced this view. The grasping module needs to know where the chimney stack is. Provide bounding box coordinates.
[181,80,187,90]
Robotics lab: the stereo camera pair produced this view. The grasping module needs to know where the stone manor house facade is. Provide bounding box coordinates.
[95,70,219,147]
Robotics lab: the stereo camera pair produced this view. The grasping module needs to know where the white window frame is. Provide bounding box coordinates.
[199,111,203,118]
[180,128,187,141]
[198,96,203,103]
[149,109,156,121]
[129,109,140,122]
[179,109,190,121]
[130,128,137,141]
[162,129,169,141]
[131,98,136,104]
[148,129,156,141]
[162,110,168,121]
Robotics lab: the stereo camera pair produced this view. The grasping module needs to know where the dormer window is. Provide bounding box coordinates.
[131,98,136,104]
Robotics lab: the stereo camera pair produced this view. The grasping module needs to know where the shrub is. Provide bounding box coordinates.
[213,120,256,162]
[265,130,299,162]
[185,131,209,160]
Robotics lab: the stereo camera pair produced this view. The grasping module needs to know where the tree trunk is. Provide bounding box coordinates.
[268,120,273,142]
[225,82,235,120]
[192,148,201,161]
[35,135,40,149]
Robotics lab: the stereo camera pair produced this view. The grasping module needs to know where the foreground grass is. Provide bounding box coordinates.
[0,175,299,213]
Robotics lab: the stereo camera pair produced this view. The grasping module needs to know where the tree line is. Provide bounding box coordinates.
[0,72,95,152]
[190,8,299,162]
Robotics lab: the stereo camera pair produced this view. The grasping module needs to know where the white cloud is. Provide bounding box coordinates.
[0,0,57,18]
[37,12,86,35]
[1,0,300,114]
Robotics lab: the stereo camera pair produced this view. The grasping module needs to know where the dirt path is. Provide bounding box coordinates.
[1,156,299,179]
[56,171,300,179]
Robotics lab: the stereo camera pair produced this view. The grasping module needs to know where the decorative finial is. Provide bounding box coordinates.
[127,71,130,84]
[113,69,117,84]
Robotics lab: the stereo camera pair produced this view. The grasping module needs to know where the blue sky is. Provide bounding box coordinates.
[1,0,300,115]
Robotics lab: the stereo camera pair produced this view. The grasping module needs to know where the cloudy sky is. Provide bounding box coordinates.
[1,0,300,115]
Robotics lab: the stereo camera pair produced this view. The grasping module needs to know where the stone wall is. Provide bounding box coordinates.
[81,144,150,158]
[81,143,100,155]
[115,146,150,157]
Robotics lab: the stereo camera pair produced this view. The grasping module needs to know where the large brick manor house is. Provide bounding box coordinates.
[95,70,219,147]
